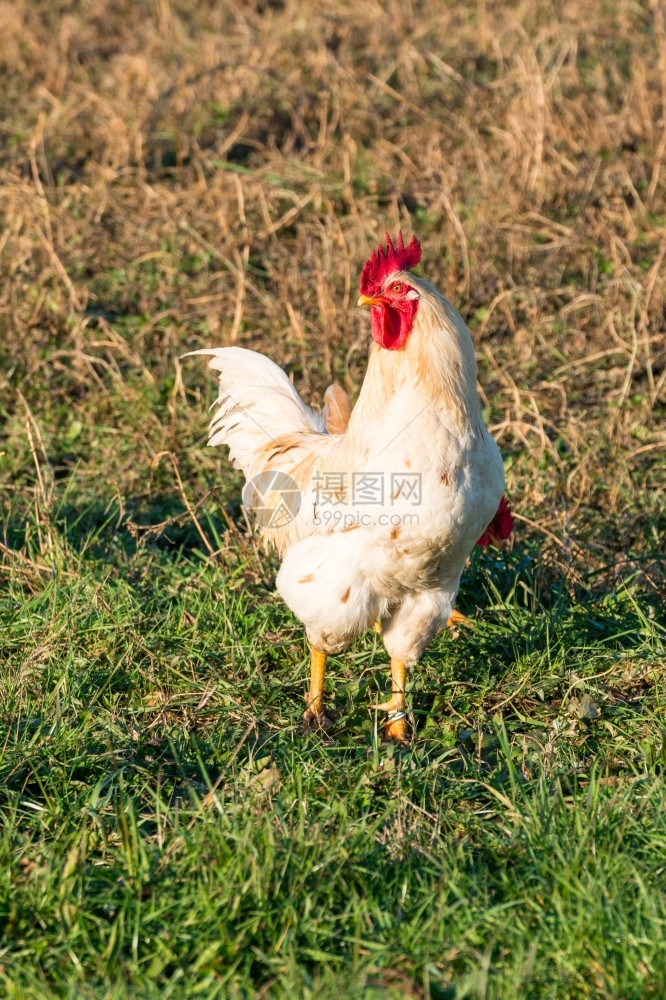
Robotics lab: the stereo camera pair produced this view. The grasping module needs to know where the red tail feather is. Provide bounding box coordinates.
[476,496,514,547]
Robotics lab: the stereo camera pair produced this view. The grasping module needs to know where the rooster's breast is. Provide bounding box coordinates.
[372,427,504,582]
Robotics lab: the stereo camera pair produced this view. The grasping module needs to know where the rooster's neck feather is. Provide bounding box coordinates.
[349,275,485,438]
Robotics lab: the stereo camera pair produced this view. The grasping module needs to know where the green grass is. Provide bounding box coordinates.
[1,512,665,998]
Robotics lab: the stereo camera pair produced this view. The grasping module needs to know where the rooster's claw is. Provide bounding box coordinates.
[383,715,408,742]
[301,707,336,734]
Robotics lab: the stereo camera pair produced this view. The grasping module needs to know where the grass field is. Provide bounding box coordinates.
[1,0,666,997]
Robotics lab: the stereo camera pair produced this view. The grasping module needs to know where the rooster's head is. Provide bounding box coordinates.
[358,232,422,350]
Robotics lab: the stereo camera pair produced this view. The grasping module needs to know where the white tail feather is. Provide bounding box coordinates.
[184,347,325,479]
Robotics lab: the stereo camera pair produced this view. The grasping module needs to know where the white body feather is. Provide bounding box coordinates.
[189,274,504,665]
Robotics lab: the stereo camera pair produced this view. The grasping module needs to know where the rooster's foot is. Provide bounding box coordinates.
[301,646,332,733]
[301,706,336,733]
[383,711,408,742]
[377,657,408,741]
[447,608,471,629]
[377,699,408,741]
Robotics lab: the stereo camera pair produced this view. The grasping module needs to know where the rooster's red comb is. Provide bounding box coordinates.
[360,231,422,295]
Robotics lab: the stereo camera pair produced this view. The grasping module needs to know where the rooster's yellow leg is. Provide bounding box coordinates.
[302,646,333,730]
[376,658,408,741]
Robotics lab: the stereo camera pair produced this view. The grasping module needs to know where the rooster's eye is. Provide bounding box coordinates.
[389,281,405,294]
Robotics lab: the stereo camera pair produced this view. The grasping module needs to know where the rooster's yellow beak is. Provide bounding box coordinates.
[357,295,383,308]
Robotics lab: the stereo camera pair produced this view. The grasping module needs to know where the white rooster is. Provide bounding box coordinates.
[188,233,509,739]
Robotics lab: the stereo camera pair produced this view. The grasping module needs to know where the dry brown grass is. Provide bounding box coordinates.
[1,0,664,591]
